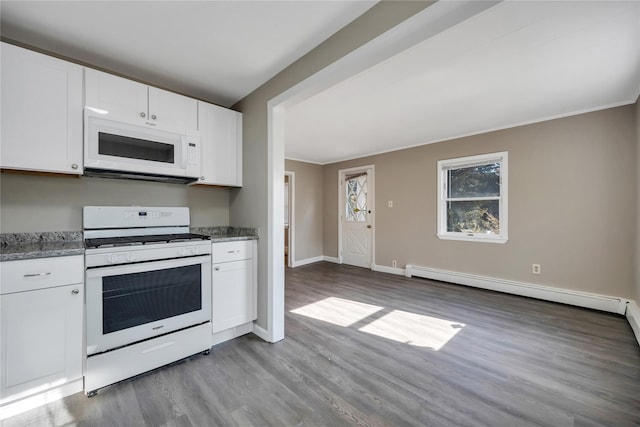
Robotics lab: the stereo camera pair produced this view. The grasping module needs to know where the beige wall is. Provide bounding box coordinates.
[231,1,434,328]
[0,173,230,232]
[285,160,323,262]
[636,95,640,302]
[324,106,637,299]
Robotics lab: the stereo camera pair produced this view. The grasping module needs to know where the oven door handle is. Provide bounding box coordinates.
[85,254,211,278]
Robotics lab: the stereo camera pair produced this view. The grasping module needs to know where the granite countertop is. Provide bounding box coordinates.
[1,227,258,261]
[191,226,259,243]
[1,232,85,262]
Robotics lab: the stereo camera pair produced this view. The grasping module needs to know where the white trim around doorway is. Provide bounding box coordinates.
[264,1,501,343]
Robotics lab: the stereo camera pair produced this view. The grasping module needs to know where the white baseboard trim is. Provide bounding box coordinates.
[405,264,628,315]
[372,264,406,276]
[211,322,254,346]
[626,300,640,346]
[322,256,340,263]
[252,323,270,342]
[291,255,324,268]
[0,378,83,420]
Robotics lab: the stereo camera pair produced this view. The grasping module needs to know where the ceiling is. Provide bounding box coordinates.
[2,2,638,166]
[0,1,376,107]
[285,1,640,164]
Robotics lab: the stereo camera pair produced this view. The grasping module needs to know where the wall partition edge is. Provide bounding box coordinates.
[264,0,508,343]
[626,300,640,346]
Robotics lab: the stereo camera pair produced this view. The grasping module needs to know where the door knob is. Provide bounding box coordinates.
[367,225,372,229]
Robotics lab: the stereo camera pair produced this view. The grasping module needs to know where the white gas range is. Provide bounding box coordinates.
[83,206,212,396]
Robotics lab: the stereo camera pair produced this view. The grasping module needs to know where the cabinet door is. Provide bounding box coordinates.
[212,259,256,333]
[0,284,83,401]
[1,43,83,174]
[197,101,243,186]
[85,68,148,123]
[148,87,198,133]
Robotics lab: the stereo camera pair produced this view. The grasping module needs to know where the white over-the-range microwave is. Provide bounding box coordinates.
[84,108,201,184]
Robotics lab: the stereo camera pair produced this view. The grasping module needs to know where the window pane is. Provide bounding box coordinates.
[345,174,367,222]
[448,163,500,198]
[447,200,500,234]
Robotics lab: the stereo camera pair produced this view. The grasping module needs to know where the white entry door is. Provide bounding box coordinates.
[340,166,374,268]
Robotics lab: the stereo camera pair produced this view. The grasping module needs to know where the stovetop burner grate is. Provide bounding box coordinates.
[85,233,210,249]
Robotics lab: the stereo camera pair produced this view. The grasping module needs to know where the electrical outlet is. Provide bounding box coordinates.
[388,200,393,208]
[532,264,541,274]
[392,260,397,268]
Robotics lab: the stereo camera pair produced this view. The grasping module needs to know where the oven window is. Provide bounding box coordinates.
[102,264,201,334]
[98,132,175,163]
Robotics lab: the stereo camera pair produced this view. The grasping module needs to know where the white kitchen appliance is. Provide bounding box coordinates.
[83,206,212,395]
[84,110,200,183]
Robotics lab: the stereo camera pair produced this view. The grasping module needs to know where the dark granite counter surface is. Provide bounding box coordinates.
[1,232,84,262]
[1,227,258,261]
[191,226,259,243]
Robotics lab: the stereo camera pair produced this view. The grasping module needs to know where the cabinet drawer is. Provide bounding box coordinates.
[1,255,84,294]
[211,241,253,263]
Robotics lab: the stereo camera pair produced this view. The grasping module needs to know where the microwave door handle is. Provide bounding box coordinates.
[180,137,188,168]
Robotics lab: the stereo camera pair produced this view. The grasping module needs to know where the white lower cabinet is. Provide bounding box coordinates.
[0,256,84,412]
[211,241,257,334]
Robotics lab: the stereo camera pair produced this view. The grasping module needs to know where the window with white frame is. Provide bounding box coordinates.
[437,152,508,243]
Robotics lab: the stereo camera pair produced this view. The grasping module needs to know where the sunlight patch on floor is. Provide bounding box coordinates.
[0,379,72,420]
[359,309,465,350]
[291,297,465,350]
[290,297,383,327]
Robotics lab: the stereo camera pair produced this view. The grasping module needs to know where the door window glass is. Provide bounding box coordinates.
[345,172,367,222]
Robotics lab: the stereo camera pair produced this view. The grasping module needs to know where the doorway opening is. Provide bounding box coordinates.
[284,171,294,268]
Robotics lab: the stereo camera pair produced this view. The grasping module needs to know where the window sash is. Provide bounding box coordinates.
[437,151,508,243]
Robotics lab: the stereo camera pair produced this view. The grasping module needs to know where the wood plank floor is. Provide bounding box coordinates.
[4,262,640,426]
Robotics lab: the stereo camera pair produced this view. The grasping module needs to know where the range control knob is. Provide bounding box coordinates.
[127,253,135,262]
[107,254,116,264]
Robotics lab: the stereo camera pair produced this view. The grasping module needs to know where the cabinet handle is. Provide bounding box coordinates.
[71,289,80,295]
[201,176,205,180]
[214,266,220,271]
[151,114,157,120]
[140,112,146,118]
[71,163,78,170]
[23,272,51,277]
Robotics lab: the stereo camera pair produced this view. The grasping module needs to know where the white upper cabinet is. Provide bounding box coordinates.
[148,87,198,133]
[85,68,197,133]
[197,101,243,187]
[1,42,83,174]
[84,68,147,121]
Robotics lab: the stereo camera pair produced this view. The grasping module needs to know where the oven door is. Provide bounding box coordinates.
[85,255,211,355]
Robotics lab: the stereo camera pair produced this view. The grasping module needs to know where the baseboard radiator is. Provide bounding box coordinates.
[405,264,628,315]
